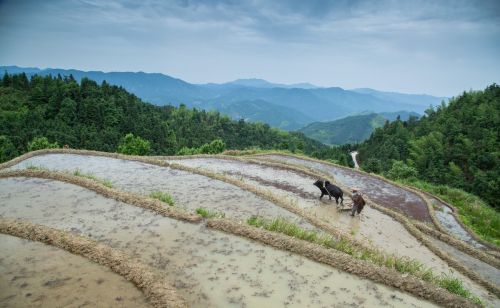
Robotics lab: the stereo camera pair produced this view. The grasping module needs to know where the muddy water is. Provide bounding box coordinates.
[429,196,484,248]
[167,158,322,202]
[0,177,440,308]
[8,154,312,229]
[0,234,148,307]
[258,154,432,222]
[165,158,455,267]
[426,235,500,287]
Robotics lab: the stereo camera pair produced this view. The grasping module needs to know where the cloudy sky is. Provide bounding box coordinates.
[1,0,499,96]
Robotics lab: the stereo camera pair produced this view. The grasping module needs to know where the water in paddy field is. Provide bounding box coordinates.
[259,154,432,222]
[0,177,439,308]
[165,157,475,277]
[0,234,148,307]
[425,236,500,286]
[431,197,484,248]
[258,154,485,248]
[8,154,313,229]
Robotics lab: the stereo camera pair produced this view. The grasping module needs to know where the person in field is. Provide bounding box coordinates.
[350,188,366,217]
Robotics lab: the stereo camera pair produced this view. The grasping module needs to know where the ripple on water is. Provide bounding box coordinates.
[0,234,148,307]
[8,154,313,228]
[260,154,432,222]
[0,177,438,308]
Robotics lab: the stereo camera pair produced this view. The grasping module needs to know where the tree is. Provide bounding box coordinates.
[27,136,59,151]
[0,135,17,162]
[117,133,151,155]
[386,160,418,181]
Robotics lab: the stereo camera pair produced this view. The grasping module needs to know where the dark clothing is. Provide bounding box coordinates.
[351,192,366,216]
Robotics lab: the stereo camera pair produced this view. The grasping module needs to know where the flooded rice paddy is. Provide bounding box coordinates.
[0,233,148,307]
[425,235,500,287]
[0,177,440,307]
[164,157,472,276]
[257,154,432,222]
[429,195,484,248]
[8,154,312,229]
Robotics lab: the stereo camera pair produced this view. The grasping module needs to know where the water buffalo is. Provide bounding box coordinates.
[313,180,344,205]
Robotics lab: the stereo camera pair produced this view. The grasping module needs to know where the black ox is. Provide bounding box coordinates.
[313,180,344,205]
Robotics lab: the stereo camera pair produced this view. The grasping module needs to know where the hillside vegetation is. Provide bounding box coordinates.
[357,84,499,209]
[0,73,336,162]
[1,66,445,130]
[299,111,420,145]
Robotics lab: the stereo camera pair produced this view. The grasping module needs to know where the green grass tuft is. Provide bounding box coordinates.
[246,216,483,304]
[149,191,175,206]
[195,208,225,219]
[26,164,49,171]
[400,179,499,247]
[72,169,113,188]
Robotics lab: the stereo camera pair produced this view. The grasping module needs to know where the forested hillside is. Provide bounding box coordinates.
[357,84,499,208]
[299,111,420,145]
[0,73,343,162]
[1,66,445,129]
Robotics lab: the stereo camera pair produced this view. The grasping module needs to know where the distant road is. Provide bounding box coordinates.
[350,151,360,169]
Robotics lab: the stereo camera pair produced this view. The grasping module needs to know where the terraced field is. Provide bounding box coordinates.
[1,149,498,307]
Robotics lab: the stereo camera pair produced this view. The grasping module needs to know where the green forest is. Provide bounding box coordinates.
[357,84,499,209]
[0,73,351,165]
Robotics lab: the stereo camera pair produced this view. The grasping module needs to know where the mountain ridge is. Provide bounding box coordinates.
[1,65,446,130]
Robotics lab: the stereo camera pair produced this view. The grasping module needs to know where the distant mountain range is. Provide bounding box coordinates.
[1,66,447,131]
[299,111,421,145]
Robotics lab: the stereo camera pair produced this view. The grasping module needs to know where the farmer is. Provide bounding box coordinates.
[350,188,366,217]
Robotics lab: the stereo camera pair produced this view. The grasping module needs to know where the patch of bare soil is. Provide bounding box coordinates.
[0,234,150,307]
[0,177,442,308]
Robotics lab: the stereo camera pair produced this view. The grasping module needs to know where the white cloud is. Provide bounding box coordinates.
[0,0,498,96]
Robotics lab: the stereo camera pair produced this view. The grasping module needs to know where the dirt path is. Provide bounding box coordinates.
[0,177,440,308]
[0,234,149,307]
[350,151,360,169]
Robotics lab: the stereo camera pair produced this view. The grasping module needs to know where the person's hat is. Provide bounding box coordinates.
[352,187,359,192]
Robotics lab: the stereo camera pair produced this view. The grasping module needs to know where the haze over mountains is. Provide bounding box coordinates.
[1,66,447,131]
[299,111,421,145]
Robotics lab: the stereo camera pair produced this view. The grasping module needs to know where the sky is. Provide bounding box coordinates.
[0,0,499,96]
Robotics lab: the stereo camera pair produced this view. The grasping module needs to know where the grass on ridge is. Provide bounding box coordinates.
[149,191,175,206]
[195,207,225,219]
[72,169,113,188]
[247,216,483,305]
[26,164,49,171]
[399,179,500,247]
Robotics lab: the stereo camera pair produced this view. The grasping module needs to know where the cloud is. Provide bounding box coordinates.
[0,0,498,96]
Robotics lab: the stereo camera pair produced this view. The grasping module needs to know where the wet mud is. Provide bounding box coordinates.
[426,194,484,248]
[0,177,441,308]
[7,154,312,229]
[0,234,149,308]
[425,235,500,287]
[164,157,475,276]
[258,154,432,222]
[252,154,500,302]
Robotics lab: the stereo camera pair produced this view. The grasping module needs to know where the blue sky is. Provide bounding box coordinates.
[1,0,499,96]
